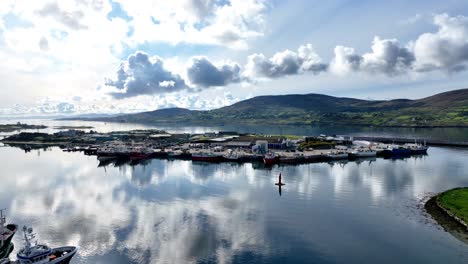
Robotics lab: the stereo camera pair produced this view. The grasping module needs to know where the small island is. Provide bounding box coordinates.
[54,126,94,129]
[0,122,47,132]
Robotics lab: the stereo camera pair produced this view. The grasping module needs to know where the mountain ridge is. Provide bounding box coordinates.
[67,88,468,127]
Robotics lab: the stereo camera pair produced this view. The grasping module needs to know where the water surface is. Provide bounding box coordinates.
[1,145,468,263]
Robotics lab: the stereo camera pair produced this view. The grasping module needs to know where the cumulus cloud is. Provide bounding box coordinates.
[244,43,328,79]
[38,36,49,51]
[183,0,217,21]
[330,46,362,75]
[37,2,88,30]
[332,14,468,76]
[106,52,187,98]
[331,37,414,76]
[117,0,266,49]
[413,13,468,72]
[187,57,241,87]
[361,37,414,75]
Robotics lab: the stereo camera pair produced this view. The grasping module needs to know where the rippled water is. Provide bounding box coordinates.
[1,145,468,263]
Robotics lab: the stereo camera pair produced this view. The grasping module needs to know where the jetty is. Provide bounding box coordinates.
[353,136,468,148]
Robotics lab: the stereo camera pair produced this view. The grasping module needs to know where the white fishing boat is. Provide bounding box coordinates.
[348,149,377,158]
[2,226,78,264]
[326,151,348,160]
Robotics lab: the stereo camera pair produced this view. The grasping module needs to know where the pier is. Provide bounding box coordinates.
[352,136,468,148]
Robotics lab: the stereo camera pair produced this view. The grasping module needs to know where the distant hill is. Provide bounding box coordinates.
[74,88,468,127]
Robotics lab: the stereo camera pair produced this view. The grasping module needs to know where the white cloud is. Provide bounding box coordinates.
[115,0,267,49]
[244,43,327,79]
[187,56,242,87]
[105,51,188,98]
[398,13,422,25]
[413,13,468,72]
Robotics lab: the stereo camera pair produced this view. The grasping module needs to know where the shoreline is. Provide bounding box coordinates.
[427,188,468,230]
[57,118,468,128]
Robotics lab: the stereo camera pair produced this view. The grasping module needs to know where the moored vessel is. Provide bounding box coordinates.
[404,143,428,155]
[0,210,17,260]
[263,152,278,165]
[326,151,348,160]
[348,149,377,159]
[192,152,223,162]
[14,226,77,264]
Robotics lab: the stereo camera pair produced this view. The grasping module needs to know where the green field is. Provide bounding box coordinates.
[438,188,468,224]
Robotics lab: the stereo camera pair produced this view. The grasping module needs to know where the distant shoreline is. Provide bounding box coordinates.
[56,118,468,128]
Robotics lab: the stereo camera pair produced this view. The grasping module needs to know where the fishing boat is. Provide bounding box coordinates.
[0,210,17,260]
[97,147,117,161]
[191,152,222,162]
[223,150,241,162]
[263,152,278,165]
[348,149,377,158]
[404,143,428,155]
[391,146,411,156]
[11,226,77,264]
[167,150,183,158]
[279,153,304,164]
[326,151,348,160]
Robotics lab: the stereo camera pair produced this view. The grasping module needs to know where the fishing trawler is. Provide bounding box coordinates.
[263,152,278,165]
[191,152,223,162]
[0,210,17,260]
[348,149,377,158]
[8,226,78,264]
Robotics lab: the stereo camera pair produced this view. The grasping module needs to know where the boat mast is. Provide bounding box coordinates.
[0,209,5,247]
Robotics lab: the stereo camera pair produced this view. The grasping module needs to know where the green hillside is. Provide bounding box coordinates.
[83,88,468,127]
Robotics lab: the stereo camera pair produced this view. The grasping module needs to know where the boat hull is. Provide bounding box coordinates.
[192,155,222,162]
[0,243,13,260]
[326,154,348,160]
[410,148,428,155]
[263,157,277,165]
[97,155,116,162]
[17,246,77,264]
[349,151,377,159]
[391,148,411,156]
[0,224,17,258]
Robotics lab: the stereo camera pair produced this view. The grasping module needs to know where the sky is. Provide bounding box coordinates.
[1,0,468,117]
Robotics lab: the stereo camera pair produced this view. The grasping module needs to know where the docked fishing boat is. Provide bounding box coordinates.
[0,210,17,260]
[97,147,117,161]
[279,153,304,164]
[192,152,222,162]
[12,226,77,264]
[348,149,377,158]
[223,150,242,162]
[391,146,411,156]
[167,150,183,158]
[326,151,348,160]
[404,143,428,155]
[263,152,278,165]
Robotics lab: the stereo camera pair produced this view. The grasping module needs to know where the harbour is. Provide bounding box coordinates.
[0,140,467,263]
[0,129,437,166]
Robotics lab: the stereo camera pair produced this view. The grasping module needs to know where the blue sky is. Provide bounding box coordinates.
[0,0,468,116]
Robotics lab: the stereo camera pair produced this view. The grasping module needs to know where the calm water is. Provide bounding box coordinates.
[1,119,468,141]
[1,144,468,263]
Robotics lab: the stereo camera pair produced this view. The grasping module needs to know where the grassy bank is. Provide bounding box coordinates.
[437,188,468,225]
